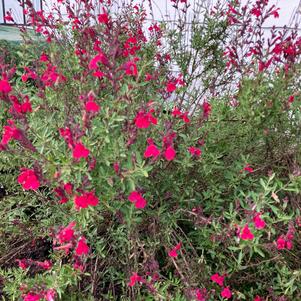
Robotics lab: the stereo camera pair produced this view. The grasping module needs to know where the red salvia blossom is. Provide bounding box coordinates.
[57,222,76,244]
[254,296,263,301]
[1,120,22,145]
[128,272,142,287]
[210,273,224,287]
[98,12,109,24]
[243,164,254,173]
[134,110,157,129]
[17,168,40,190]
[128,191,147,209]
[124,59,139,77]
[72,142,90,159]
[188,146,202,157]
[64,182,73,195]
[203,101,212,119]
[144,141,160,158]
[75,237,90,255]
[164,146,176,161]
[23,293,42,301]
[221,287,232,299]
[85,100,100,112]
[168,242,181,258]
[74,191,99,209]
[166,81,177,93]
[240,224,254,240]
[253,213,265,229]
[40,53,49,62]
[0,77,12,93]
[88,52,108,70]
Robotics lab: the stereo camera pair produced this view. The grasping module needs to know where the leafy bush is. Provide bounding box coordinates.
[0,0,301,300]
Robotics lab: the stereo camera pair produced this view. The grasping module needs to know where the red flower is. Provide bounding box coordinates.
[88,53,108,70]
[85,101,100,112]
[64,182,73,195]
[253,213,265,229]
[40,53,49,62]
[164,146,176,161]
[276,236,286,250]
[210,273,224,287]
[16,259,29,270]
[98,13,109,24]
[1,120,21,145]
[18,169,40,190]
[75,237,89,255]
[240,224,254,240]
[243,164,254,173]
[166,81,177,93]
[203,101,211,118]
[57,222,75,244]
[36,260,52,270]
[0,78,12,93]
[128,191,147,209]
[144,143,160,158]
[168,242,181,258]
[23,293,42,301]
[188,146,202,157]
[221,287,232,299]
[134,111,157,129]
[74,191,99,209]
[124,60,138,77]
[72,142,90,159]
[172,107,182,117]
[254,296,262,301]
[128,272,142,287]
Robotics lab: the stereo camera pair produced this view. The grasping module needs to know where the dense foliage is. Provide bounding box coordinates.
[0,0,301,300]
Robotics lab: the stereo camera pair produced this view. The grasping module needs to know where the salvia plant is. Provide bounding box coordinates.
[0,0,301,300]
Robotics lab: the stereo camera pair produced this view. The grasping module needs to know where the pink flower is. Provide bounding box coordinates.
[134,111,157,129]
[164,146,176,161]
[40,53,49,62]
[23,293,42,301]
[240,224,254,240]
[203,101,211,118]
[85,101,100,112]
[166,81,177,93]
[124,60,138,77]
[254,296,262,301]
[144,144,160,158]
[45,289,56,301]
[195,288,207,301]
[243,164,254,173]
[98,13,109,24]
[172,107,182,117]
[253,213,265,229]
[88,53,108,70]
[128,191,147,209]
[188,146,202,157]
[36,260,52,270]
[221,287,232,299]
[210,273,224,287]
[64,182,73,195]
[74,191,99,209]
[168,242,182,258]
[57,222,75,243]
[18,169,40,190]
[16,259,29,270]
[276,236,286,250]
[1,120,22,145]
[128,272,142,287]
[0,78,12,93]
[75,237,89,255]
[72,142,90,159]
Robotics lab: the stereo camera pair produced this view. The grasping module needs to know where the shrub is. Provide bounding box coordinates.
[0,0,301,300]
